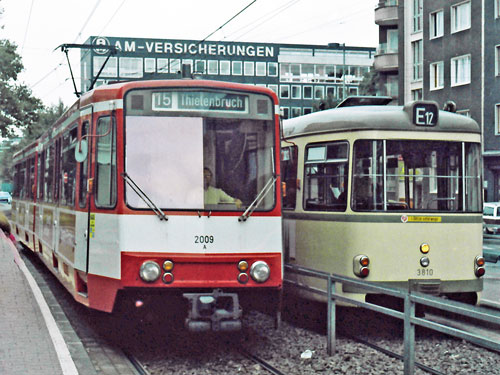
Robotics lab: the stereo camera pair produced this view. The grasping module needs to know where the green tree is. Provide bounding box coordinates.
[0,38,44,138]
[359,67,381,96]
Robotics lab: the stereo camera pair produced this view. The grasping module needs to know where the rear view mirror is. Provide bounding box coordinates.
[75,139,88,162]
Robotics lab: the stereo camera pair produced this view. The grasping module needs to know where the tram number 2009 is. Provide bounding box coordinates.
[417,268,434,276]
[195,235,214,244]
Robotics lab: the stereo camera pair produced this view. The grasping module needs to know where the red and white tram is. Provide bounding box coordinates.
[11,79,283,331]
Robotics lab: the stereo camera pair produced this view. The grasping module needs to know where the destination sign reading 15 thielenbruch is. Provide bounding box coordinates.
[152,91,247,113]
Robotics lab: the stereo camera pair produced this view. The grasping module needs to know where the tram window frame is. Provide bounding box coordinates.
[37,150,45,200]
[303,141,349,212]
[95,116,117,209]
[60,126,78,207]
[44,144,55,203]
[281,145,298,210]
[79,121,90,208]
[27,156,35,200]
[351,139,481,213]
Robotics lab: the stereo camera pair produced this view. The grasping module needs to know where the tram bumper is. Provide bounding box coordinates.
[183,289,242,332]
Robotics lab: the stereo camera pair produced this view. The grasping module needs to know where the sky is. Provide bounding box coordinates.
[0,0,379,107]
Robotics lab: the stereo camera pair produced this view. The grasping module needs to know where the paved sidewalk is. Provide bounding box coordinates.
[0,231,93,375]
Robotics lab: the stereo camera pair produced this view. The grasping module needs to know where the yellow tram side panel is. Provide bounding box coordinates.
[285,216,482,303]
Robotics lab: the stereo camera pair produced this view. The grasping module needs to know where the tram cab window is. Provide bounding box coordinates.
[303,141,348,212]
[125,116,275,212]
[352,140,481,212]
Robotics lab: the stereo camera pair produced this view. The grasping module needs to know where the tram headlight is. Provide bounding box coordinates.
[474,256,486,278]
[420,257,430,267]
[139,261,161,282]
[353,255,370,278]
[249,261,270,283]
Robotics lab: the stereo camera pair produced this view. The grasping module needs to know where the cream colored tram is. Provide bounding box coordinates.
[281,99,484,305]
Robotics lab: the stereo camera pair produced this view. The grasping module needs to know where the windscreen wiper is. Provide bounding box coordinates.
[239,175,277,222]
[121,172,168,221]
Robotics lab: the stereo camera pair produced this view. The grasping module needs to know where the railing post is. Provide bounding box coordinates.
[327,275,336,356]
[403,292,415,375]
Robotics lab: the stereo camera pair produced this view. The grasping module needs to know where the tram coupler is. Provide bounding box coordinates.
[183,289,242,332]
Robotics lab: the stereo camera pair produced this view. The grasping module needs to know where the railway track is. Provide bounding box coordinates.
[20,246,500,375]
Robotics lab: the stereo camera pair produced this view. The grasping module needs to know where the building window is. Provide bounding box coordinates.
[413,0,423,32]
[281,107,290,119]
[119,57,143,78]
[430,61,444,90]
[232,61,242,76]
[387,29,398,52]
[326,86,336,98]
[157,58,168,74]
[451,55,471,86]
[496,46,500,76]
[256,62,266,76]
[451,1,471,33]
[220,61,230,75]
[303,107,313,115]
[291,85,301,99]
[430,10,444,39]
[291,64,301,77]
[291,107,301,118]
[195,60,206,74]
[412,89,423,100]
[170,58,181,74]
[280,85,290,99]
[386,75,398,97]
[314,86,324,100]
[244,61,254,76]
[182,59,193,71]
[496,104,500,134]
[303,86,313,99]
[268,62,278,77]
[144,58,155,73]
[412,40,423,81]
[208,60,218,75]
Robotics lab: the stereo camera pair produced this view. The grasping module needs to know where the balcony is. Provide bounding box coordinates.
[375,1,399,26]
[374,44,398,72]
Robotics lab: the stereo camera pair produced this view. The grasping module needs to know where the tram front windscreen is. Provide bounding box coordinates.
[123,88,276,211]
[351,140,481,212]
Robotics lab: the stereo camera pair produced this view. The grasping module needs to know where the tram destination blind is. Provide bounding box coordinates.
[152,91,247,112]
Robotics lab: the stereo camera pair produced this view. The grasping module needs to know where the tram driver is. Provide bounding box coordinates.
[203,167,243,208]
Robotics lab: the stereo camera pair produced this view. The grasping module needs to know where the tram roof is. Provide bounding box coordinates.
[282,103,480,140]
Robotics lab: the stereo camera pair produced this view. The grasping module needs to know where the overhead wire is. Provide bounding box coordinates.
[198,0,257,44]
[20,0,35,54]
[225,0,301,42]
[30,0,103,90]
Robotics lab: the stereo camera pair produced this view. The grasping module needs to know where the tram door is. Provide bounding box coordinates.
[76,107,93,275]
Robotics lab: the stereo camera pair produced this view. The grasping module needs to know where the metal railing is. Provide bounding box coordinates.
[285,263,500,375]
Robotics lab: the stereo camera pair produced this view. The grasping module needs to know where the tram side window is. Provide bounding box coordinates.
[44,144,55,203]
[13,163,24,198]
[352,140,481,212]
[79,122,89,208]
[304,142,348,211]
[60,127,77,206]
[37,151,45,200]
[95,116,117,208]
[27,157,35,200]
[281,145,298,209]
[19,161,27,198]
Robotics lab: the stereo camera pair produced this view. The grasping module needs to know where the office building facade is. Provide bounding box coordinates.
[375,0,500,201]
[82,36,375,118]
